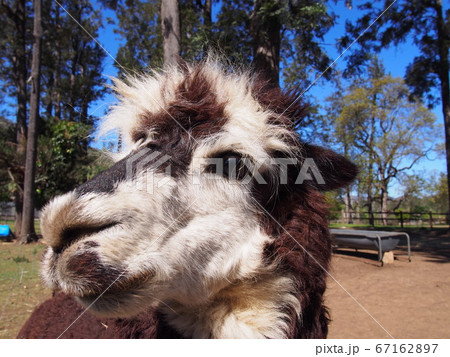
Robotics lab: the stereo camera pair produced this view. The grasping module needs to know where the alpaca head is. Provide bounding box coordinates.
[40,62,356,335]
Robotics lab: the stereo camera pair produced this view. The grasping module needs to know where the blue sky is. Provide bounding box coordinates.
[89,0,447,187]
[1,1,446,195]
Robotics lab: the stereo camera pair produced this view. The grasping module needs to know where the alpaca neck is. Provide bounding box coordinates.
[161,273,300,338]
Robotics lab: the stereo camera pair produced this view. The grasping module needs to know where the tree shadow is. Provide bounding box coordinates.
[332,248,382,267]
[400,229,450,264]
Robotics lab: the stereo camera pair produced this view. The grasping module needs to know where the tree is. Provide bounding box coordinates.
[250,0,282,85]
[34,119,111,206]
[103,0,163,76]
[429,172,449,213]
[238,0,336,87]
[20,0,41,243]
[1,0,107,240]
[40,0,106,124]
[279,0,336,90]
[0,117,16,202]
[106,0,336,89]
[0,0,30,237]
[213,0,253,65]
[107,0,211,75]
[161,0,181,65]
[340,0,450,214]
[396,174,429,212]
[326,59,440,225]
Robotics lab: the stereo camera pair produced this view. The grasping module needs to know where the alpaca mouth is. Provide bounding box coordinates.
[53,222,119,254]
[44,248,153,299]
[75,288,151,318]
[75,271,151,298]
[72,274,154,318]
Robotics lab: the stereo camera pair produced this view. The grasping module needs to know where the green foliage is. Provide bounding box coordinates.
[429,172,449,213]
[0,117,14,201]
[213,0,253,65]
[1,0,106,122]
[325,190,345,219]
[40,0,106,123]
[325,58,441,211]
[281,0,336,89]
[0,117,24,203]
[107,0,336,88]
[179,0,210,61]
[35,118,112,207]
[339,0,449,107]
[111,0,163,75]
[12,255,30,263]
[0,0,109,214]
[395,174,429,211]
[0,0,33,103]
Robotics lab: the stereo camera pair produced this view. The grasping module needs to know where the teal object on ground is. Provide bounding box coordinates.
[0,225,10,237]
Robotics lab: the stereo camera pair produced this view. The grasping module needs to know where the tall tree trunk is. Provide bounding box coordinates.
[14,187,23,238]
[366,109,377,227]
[52,2,62,119]
[54,3,62,119]
[203,0,211,34]
[380,181,389,226]
[68,42,79,122]
[356,200,361,224]
[342,138,353,224]
[344,186,353,224]
[367,186,374,227]
[2,0,29,237]
[250,0,281,87]
[80,64,89,122]
[366,158,375,227]
[14,0,27,148]
[14,4,27,239]
[161,0,181,66]
[20,0,42,243]
[434,0,450,219]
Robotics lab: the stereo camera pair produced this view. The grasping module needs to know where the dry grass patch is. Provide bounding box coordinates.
[0,241,51,339]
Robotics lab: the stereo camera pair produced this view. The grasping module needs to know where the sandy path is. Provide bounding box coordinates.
[326,230,450,339]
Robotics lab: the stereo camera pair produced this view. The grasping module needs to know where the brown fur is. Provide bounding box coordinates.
[129,67,228,179]
[18,62,357,339]
[17,292,182,339]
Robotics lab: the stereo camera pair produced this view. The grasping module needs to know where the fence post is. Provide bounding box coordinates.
[429,211,433,228]
[400,211,404,229]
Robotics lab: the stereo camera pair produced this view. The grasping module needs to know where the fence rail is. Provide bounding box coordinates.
[2,213,449,230]
[330,211,450,228]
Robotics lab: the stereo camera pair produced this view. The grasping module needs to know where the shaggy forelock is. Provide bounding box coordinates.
[99,60,302,162]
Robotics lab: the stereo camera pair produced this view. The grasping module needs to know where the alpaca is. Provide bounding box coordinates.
[18,61,357,339]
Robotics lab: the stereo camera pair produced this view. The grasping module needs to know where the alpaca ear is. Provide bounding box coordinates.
[298,144,358,191]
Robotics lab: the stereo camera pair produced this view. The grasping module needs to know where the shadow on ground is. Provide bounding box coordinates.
[406,229,450,264]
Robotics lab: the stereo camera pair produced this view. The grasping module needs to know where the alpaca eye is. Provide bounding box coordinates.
[133,132,147,144]
[223,155,249,180]
[205,152,250,180]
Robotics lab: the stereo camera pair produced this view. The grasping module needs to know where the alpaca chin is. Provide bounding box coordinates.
[75,290,152,318]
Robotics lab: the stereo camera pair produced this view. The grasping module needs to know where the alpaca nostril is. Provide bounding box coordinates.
[52,222,118,254]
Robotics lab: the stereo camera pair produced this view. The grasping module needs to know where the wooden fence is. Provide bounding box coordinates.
[330,211,450,228]
[2,212,449,230]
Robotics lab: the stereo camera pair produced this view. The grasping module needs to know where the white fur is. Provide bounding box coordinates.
[40,61,301,338]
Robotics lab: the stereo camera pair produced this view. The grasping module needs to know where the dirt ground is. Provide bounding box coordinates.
[326,229,450,339]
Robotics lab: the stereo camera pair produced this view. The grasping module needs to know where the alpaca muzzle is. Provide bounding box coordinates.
[40,192,119,254]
